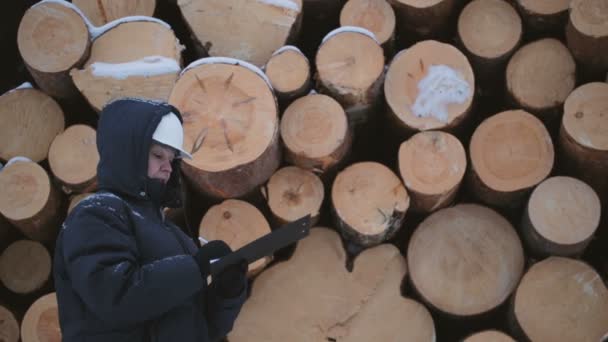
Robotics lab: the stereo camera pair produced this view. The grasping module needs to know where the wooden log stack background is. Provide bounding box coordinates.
[1,0,607,341]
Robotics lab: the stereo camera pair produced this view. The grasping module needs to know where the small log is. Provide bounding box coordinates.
[339,0,396,58]
[408,204,524,317]
[331,162,409,247]
[512,257,608,342]
[384,40,474,135]
[48,124,98,194]
[560,82,608,204]
[72,0,157,26]
[169,58,281,199]
[389,0,457,42]
[506,38,576,122]
[20,292,61,342]
[67,193,93,215]
[264,46,311,110]
[0,240,51,295]
[463,330,515,342]
[199,199,272,276]
[0,87,65,163]
[280,94,352,175]
[566,0,608,78]
[513,0,570,35]
[262,166,324,226]
[315,27,385,129]
[0,162,63,243]
[177,0,303,66]
[398,131,466,213]
[0,304,19,342]
[17,1,91,99]
[522,176,601,257]
[469,109,554,208]
[229,228,436,341]
[457,0,522,84]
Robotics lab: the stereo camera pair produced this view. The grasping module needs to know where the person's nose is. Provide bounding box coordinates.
[162,160,173,173]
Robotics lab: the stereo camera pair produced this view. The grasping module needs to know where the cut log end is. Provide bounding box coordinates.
[280,94,351,172]
[339,0,396,46]
[464,330,515,342]
[398,131,466,213]
[0,89,65,163]
[48,125,98,193]
[265,48,310,95]
[408,204,524,317]
[0,162,51,223]
[0,240,51,295]
[514,257,608,342]
[570,0,608,38]
[506,38,576,113]
[470,110,554,202]
[385,40,474,131]
[458,0,522,59]
[265,166,324,225]
[0,305,20,342]
[332,162,409,246]
[72,0,157,26]
[21,293,61,342]
[562,82,608,152]
[199,199,272,275]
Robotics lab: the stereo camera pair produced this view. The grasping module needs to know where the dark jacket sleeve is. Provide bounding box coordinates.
[61,203,204,326]
[205,277,248,340]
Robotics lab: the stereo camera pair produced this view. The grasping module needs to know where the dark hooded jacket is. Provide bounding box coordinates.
[53,98,246,342]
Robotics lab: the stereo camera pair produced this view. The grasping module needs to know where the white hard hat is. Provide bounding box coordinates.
[152,112,192,159]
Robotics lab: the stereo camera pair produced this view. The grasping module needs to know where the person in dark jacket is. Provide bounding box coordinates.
[53,98,248,342]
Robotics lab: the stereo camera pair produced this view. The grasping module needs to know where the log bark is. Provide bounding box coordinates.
[340,0,396,58]
[72,0,157,26]
[177,0,303,66]
[48,124,98,194]
[169,58,281,200]
[0,240,51,295]
[315,28,385,130]
[17,1,91,99]
[20,292,61,342]
[71,18,183,112]
[469,109,554,208]
[331,162,410,247]
[522,176,601,258]
[566,0,608,78]
[506,38,576,122]
[0,304,19,342]
[464,330,515,342]
[261,166,324,226]
[457,0,522,84]
[559,82,608,205]
[0,88,65,163]
[229,228,436,342]
[0,162,63,243]
[398,131,466,213]
[388,0,457,43]
[513,0,570,36]
[512,257,608,342]
[198,199,272,276]
[280,94,352,175]
[384,40,474,135]
[408,204,524,317]
[264,46,311,111]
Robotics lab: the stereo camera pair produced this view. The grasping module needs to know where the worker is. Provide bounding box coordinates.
[53,98,247,341]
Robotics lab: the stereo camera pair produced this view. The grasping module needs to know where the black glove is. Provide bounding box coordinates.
[215,259,248,299]
[194,240,232,277]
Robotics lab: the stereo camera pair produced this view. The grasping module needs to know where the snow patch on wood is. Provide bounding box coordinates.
[322,26,379,44]
[2,82,34,96]
[257,0,301,11]
[90,56,180,80]
[5,157,34,168]
[183,57,273,90]
[411,64,471,123]
[271,45,303,57]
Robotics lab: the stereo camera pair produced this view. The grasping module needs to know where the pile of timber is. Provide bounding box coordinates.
[1,0,607,341]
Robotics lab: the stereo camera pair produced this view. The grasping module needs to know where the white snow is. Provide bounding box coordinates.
[322,26,379,44]
[257,0,301,11]
[5,156,33,167]
[0,162,3,172]
[2,82,34,96]
[271,45,303,57]
[411,64,471,123]
[182,57,273,90]
[90,56,181,80]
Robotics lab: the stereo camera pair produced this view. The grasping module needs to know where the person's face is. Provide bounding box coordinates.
[148,143,177,184]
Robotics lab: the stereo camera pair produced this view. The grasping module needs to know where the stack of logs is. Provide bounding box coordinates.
[1,0,607,341]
